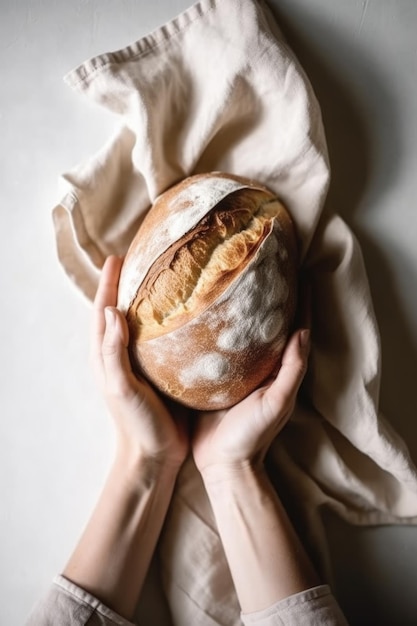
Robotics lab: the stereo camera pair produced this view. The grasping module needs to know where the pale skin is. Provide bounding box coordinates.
[63,255,319,620]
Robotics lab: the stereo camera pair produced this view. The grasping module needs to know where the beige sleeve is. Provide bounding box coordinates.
[26,575,136,626]
[241,585,349,626]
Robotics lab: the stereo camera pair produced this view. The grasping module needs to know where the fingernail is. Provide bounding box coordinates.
[299,329,310,349]
[104,307,116,330]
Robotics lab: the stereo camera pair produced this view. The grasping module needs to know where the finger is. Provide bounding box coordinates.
[262,329,310,422]
[101,306,134,397]
[92,256,124,374]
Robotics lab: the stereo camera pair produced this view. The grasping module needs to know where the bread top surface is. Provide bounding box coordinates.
[119,172,297,345]
[118,173,275,312]
[132,188,291,341]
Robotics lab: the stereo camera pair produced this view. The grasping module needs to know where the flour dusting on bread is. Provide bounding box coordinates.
[179,353,230,385]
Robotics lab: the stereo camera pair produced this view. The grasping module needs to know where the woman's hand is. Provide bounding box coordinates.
[63,256,189,618]
[191,330,318,614]
[192,329,310,479]
[92,255,189,469]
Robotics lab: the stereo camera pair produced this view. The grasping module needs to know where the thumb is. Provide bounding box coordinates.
[102,307,133,393]
[263,329,310,422]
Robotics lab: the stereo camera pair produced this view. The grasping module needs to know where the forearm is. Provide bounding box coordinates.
[203,463,319,614]
[63,448,179,620]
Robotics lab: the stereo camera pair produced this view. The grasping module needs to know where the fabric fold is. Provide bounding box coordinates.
[53,0,417,623]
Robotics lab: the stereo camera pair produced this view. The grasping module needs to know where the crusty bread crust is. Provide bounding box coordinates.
[118,172,298,410]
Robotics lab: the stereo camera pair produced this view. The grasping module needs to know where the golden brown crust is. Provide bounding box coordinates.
[118,172,298,410]
[129,188,284,341]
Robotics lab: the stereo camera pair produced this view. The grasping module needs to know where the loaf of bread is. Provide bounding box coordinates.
[117,172,298,410]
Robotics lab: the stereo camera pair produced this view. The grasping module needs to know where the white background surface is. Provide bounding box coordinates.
[1,1,416,624]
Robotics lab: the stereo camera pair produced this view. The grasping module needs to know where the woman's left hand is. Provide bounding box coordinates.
[92,256,189,469]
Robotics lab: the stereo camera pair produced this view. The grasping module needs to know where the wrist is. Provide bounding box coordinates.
[200,460,319,614]
[200,459,267,493]
[113,443,182,487]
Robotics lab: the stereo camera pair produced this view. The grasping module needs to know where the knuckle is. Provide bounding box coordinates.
[291,352,308,374]
[297,359,308,381]
[101,339,118,358]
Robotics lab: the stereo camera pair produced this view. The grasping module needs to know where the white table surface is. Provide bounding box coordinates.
[1,1,416,624]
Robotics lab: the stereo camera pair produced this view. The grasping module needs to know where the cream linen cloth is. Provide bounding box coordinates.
[53,0,417,624]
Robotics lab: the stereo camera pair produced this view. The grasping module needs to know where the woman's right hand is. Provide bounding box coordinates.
[191,329,310,480]
[191,328,320,615]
